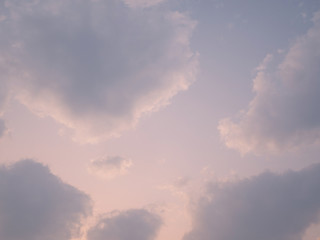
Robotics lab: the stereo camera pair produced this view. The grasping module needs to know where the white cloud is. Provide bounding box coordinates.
[184,163,320,240]
[0,0,198,143]
[0,159,91,240]
[87,209,162,240]
[88,155,132,179]
[218,11,320,154]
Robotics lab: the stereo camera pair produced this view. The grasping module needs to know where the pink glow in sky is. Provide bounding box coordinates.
[1,0,320,240]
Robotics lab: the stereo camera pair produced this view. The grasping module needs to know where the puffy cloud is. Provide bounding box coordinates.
[87,209,162,240]
[184,163,320,240]
[218,11,320,154]
[88,155,132,179]
[0,159,91,240]
[0,0,197,143]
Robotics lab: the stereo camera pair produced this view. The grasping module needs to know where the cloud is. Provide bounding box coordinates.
[123,0,166,8]
[158,176,191,201]
[0,69,8,138]
[88,155,132,179]
[183,163,320,240]
[218,11,320,154]
[0,118,6,137]
[0,159,91,240]
[0,0,198,143]
[87,209,162,240]
[173,176,191,189]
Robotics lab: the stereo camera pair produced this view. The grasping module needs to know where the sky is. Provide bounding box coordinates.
[1,0,320,239]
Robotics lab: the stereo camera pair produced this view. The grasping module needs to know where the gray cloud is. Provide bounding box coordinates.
[0,0,197,143]
[87,209,162,240]
[0,118,6,137]
[0,159,91,240]
[184,163,320,240]
[0,69,8,138]
[88,155,132,179]
[123,0,166,8]
[218,11,320,154]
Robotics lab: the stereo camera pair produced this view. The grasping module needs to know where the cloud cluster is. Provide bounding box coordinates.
[88,155,132,179]
[218,11,320,154]
[0,159,91,240]
[184,163,320,240]
[0,0,197,143]
[0,159,163,240]
[87,209,162,240]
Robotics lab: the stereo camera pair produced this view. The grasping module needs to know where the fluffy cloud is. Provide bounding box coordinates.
[87,209,162,240]
[88,155,132,179]
[0,159,91,240]
[218,11,320,154]
[0,0,197,143]
[184,163,320,240]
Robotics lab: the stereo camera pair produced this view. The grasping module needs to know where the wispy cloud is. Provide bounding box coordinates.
[122,0,166,8]
[0,76,8,138]
[88,155,133,179]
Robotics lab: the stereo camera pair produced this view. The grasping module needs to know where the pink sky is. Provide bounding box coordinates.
[1,0,320,239]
